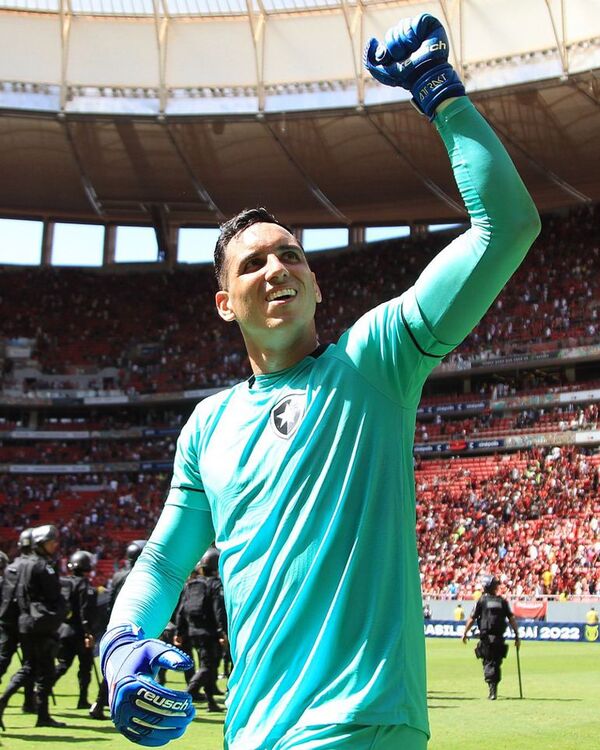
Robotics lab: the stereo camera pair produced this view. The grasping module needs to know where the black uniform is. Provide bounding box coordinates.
[54,573,98,706]
[89,539,146,720]
[108,566,130,608]
[0,554,26,683]
[90,562,135,716]
[0,550,65,724]
[157,593,195,687]
[176,574,227,711]
[0,553,36,712]
[471,593,514,689]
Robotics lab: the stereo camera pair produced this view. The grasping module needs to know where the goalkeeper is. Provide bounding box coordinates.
[100,13,540,750]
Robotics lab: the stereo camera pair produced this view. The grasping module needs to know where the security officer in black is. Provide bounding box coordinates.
[156,593,195,688]
[462,575,520,700]
[175,547,227,713]
[0,524,66,730]
[0,550,10,679]
[53,550,98,709]
[109,539,146,606]
[0,530,37,714]
[89,539,146,720]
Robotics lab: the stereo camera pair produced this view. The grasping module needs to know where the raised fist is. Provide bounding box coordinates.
[364,13,465,119]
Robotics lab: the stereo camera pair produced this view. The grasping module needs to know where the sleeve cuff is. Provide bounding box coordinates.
[166,486,210,512]
[402,288,456,358]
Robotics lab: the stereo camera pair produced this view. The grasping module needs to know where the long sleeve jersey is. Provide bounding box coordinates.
[110,98,540,749]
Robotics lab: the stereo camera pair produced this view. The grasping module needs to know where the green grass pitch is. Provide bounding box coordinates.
[0,639,598,748]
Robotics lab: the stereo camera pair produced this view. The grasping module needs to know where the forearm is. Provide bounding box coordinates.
[109,503,214,637]
[414,97,541,350]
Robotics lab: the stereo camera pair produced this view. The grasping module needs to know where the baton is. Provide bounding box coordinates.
[92,657,102,690]
[515,640,523,699]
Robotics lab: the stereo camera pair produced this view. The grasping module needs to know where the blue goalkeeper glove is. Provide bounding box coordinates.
[363,13,465,120]
[100,624,195,747]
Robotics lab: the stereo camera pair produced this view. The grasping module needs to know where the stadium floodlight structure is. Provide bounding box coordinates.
[0,0,599,241]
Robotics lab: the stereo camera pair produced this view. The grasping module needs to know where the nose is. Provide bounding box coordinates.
[265,253,289,282]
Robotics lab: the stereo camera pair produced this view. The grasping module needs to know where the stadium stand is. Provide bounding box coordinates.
[0,204,598,395]
[1,207,599,599]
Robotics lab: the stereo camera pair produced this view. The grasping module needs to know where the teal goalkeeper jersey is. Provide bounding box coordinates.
[109,98,540,750]
[169,288,442,747]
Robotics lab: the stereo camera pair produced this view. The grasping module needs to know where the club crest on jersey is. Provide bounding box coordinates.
[270,392,305,440]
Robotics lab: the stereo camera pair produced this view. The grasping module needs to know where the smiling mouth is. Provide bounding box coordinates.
[266,288,297,302]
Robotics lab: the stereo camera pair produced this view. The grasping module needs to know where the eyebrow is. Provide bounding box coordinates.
[236,244,305,269]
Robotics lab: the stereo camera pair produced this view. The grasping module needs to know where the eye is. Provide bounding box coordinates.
[243,257,264,273]
[282,249,301,262]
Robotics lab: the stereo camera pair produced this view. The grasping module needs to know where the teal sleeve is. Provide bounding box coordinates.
[108,502,215,637]
[405,97,541,355]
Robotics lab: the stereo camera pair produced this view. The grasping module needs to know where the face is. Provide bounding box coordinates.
[215,222,322,344]
[43,538,59,556]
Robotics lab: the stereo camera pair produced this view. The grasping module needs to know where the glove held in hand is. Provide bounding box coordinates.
[100,623,196,747]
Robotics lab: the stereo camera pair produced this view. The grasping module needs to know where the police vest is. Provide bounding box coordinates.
[478,594,508,637]
[182,577,213,630]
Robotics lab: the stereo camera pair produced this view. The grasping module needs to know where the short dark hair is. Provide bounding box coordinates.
[214,207,293,289]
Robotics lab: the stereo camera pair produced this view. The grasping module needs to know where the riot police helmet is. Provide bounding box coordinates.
[126,540,146,563]
[198,547,220,575]
[31,524,59,547]
[68,550,94,574]
[18,528,34,550]
[482,574,500,593]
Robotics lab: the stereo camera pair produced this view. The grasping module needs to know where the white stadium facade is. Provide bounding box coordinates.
[0,0,599,264]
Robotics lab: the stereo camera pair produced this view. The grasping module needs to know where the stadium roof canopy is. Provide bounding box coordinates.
[0,0,599,228]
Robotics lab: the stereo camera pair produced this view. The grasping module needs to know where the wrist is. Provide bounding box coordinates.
[100,623,143,678]
[410,63,466,120]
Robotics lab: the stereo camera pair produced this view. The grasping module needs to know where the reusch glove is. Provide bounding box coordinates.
[100,624,195,747]
[364,13,465,120]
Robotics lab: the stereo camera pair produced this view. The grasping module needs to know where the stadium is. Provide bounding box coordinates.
[0,0,599,748]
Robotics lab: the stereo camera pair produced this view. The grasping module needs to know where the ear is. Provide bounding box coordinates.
[312,273,322,304]
[215,290,236,323]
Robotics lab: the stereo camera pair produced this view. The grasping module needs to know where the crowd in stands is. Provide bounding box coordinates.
[1,205,599,395]
[1,399,599,464]
[0,436,177,464]
[0,444,597,599]
[0,407,190,433]
[0,472,166,567]
[416,402,600,442]
[416,447,599,598]
[1,206,599,600]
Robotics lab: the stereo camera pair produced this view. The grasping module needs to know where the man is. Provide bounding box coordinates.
[110,541,147,606]
[462,575,520,700]
[89,539,146,720]
[54,550,98,709]
[453,603,465,622]
[0,529,36,713]
[174,547,227,713]
[0,524,66,730]
[99,13,540,749]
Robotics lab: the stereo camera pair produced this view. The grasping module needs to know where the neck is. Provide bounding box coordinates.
[244,327,319,375]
